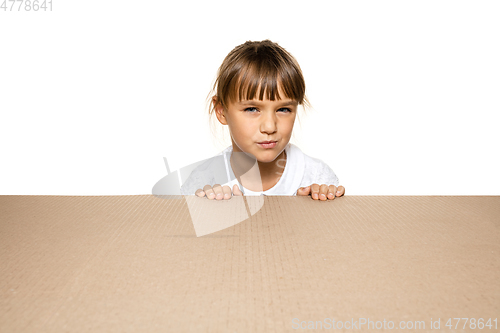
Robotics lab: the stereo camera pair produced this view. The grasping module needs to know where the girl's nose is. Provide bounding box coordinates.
[260,112,277,133]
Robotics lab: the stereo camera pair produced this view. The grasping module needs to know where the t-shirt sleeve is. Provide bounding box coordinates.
[180,169,216,195]
[316,163,340,186]
[179,152,235,195]
[300,156,340,188]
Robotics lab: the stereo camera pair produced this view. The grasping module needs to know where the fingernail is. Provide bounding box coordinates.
[224,193,230,199]
[208,193,214,198]
[216,193,222,198]
[336,191,341,195]
[312,193,318,199]
[328,193,334,198]
[320,194,326,198]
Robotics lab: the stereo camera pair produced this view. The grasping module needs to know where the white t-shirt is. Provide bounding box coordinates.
[179,143,339,196]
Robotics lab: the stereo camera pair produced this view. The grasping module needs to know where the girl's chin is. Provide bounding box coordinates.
[256,152,283,163]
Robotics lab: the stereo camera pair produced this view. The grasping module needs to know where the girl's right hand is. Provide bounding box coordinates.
[195,184,243,200]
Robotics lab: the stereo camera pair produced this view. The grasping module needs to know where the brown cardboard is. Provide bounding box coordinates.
[1,195,499,332]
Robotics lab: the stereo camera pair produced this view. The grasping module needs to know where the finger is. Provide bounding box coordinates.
[233,184,243,196]
[318,184,329,201]
[203,184,216,200]
[296,185,311,196]
[327,185,337,200]
[195,188,205,197]
[336,185,345,197]
[222,185,232,200]
[310,183,320,200]
[212,184,224,200]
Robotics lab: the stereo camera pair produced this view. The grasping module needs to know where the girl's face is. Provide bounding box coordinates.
[214,85,298,164]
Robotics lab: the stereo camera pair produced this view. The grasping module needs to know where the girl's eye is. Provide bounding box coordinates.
[243,107,292,113]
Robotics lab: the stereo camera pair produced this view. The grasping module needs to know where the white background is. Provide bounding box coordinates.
[1,0,499,195]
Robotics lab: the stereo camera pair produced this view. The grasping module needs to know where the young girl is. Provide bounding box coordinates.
[180,40,345,201]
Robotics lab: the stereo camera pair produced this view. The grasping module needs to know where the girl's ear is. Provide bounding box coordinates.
[213,96,228,125]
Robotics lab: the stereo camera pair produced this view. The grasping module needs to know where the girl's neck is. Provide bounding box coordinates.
[230,149,287,192]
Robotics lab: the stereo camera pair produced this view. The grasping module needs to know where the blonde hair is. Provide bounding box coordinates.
[206,40,312,148]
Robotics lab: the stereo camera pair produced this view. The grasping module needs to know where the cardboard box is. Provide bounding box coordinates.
[1,195,499,332]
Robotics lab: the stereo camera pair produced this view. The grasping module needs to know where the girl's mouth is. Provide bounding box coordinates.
[257,141,277,149]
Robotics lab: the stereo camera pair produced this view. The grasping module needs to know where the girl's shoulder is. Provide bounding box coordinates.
[184,146,232,173]
[288,144,324,167]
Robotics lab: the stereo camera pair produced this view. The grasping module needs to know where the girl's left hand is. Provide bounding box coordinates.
[296,184,345,200]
